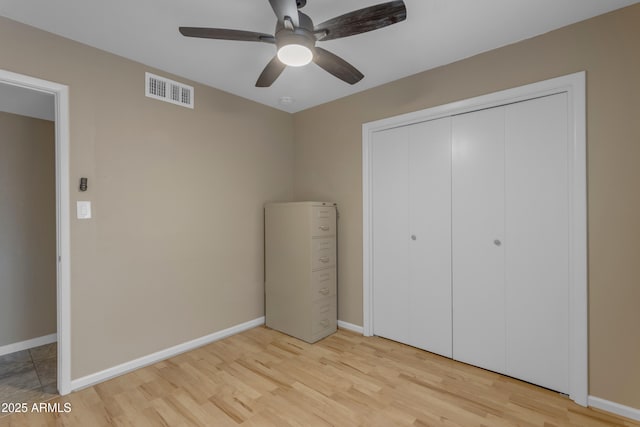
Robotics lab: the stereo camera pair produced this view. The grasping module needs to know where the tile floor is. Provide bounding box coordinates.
[0,343,58,405]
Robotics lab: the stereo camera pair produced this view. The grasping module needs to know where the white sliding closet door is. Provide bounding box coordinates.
[505,93,569,393]
[366,75,584,401]
[408,120,452,355]
[451,107,507,374]
[372,118,452,357]
[372,126,410,344]
[451,95,570,393]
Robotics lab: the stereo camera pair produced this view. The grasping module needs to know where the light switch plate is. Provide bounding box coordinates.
[77,201,92,219]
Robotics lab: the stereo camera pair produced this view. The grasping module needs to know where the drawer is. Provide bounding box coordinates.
[311,269,337,301]
[311,206,336,237]
[311,238,336,270]
[312,297,337,335]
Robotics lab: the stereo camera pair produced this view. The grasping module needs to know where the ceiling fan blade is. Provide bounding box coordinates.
[313,47,364,85]
[314,0,406,42]
[179,27,275,43]
[268,0,299,27]
[256,56,287,87]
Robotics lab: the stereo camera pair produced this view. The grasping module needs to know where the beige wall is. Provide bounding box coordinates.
[292,5,640,408]
[0,112,56,347]
[0,17,294,378]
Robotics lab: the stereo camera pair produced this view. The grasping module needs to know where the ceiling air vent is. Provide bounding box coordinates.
[145,72,194,109]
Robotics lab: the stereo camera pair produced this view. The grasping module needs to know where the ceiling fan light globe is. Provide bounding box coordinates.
[277,44,313,67]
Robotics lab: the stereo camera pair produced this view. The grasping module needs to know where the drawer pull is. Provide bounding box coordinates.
[319,287,330,295]
[319,319,330,328]
[318,225,330,231]
[319,256,330,263]
[319,306,330,314]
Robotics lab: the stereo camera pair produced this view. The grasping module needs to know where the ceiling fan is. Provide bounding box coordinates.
[179,0,407,87]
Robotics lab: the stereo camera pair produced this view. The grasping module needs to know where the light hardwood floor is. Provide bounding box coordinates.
[0,327,637,426]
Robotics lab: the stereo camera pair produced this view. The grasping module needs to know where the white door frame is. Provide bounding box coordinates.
[0,69,71,395]
[362,72,587,406]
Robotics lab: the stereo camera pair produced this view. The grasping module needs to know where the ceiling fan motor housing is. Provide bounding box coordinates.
[276,29,315,52]
[275,12,315,54]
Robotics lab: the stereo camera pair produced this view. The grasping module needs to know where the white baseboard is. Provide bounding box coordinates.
[0,333,57,356]
[588,396,640,422]
[71,317,265,391]
[338,320,364,334]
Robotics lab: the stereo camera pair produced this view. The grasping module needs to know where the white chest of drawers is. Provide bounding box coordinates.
[264,202,337,343]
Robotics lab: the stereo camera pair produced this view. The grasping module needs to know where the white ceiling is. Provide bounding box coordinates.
[0,0,637,113]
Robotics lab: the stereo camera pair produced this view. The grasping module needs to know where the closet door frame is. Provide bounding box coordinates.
[362,72,587,406]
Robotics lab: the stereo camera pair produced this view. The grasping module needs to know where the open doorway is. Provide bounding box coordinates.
[0,87,57,401]
[0,70,71,400]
